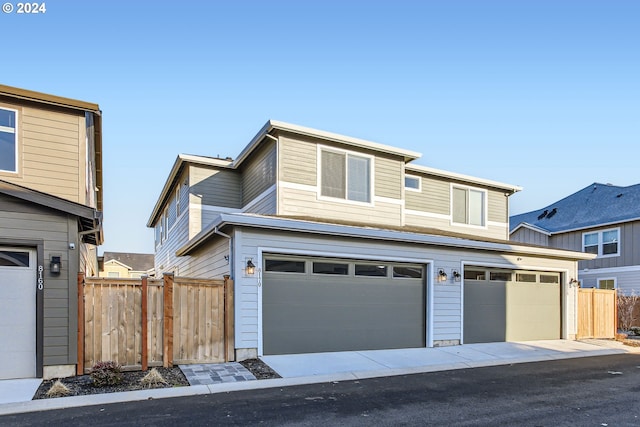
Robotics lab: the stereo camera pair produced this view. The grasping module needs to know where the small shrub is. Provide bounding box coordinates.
[630,326,640,336]
[45,380,71,398]
[90,361,123,387]
[140,368,167,388]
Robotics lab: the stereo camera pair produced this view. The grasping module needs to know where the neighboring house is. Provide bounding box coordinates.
[148,120,593,361]
[510,182,640,294]
[98,252,154,278]
[0,84,103,379]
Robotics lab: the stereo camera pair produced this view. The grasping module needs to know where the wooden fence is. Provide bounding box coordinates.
[77,273,234,374]
[577,288,616,339]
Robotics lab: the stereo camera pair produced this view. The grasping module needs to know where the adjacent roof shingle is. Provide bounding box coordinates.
[102,252,154,272]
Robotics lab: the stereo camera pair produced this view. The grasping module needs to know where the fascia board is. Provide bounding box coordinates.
[406,164,522,193]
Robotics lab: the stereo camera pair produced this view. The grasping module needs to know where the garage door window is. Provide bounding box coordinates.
[313,262,348,275]
[355,264,387,277]
[516,273,536,283]
[540,274,559,284]
[0,250,29,267]
[490,272,512,281]
[464,269,486,280]
[265,259,306,273]
[393,266,423,279]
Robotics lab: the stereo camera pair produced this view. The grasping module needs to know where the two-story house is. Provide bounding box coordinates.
[510,182,640,294]
[148,120,593,361]
[0,85,103,379]
[98,252,154,278]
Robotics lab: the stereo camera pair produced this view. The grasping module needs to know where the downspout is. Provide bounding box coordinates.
[214,226,233,279]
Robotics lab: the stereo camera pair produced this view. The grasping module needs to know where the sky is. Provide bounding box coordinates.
[2,0,639,254]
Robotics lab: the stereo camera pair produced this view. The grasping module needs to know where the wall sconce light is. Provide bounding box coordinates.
[569,278,579,287]
[437,268,448,282]
[452,269,461,282]
[224,255,230,262]
[50,256,61,275]
[245,259,256,276]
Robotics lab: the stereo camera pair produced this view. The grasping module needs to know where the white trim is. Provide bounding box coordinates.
[404,209,451,221]
[406,164,522,193]
[596,276,617,290]
[509,222,552,236]
[404,174,422,192]
[375,196,404,206]
[279,181,317,193]
[0,106,18,174]
[580,265,640,274]
[317,145,375,206]
[256,246,432,356]
[582,227,621,259]
[103,259,132,270]
[192,204,240,214]
[450,183,488,229]
[487,221,509,228]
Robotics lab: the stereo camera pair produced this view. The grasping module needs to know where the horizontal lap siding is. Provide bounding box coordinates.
[406,176,449,215]
[0,103,84,204]
[155,209,189,275]
[280,136,316,186]
[488,191,507,223]
[580,269,640,294]
[242,140,276,207]
[190,166,242,211]
[510,228,549,246]
[375,155,402,199]
[405,213,508,240]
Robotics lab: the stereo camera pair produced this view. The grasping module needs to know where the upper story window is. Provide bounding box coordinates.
[452,185,486,227]
[583,228,620,257]
[0,107,18,173]
[319,147,372,203]
[405,175,421,192]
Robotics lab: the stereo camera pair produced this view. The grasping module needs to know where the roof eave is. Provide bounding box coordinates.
[0,84,100,113]
[406,164,522,194]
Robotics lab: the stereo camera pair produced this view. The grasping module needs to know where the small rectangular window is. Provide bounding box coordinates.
[0,250,29,267]
[583,232,598,254]
[392,266,423,279]
[355,264,388,277]
[540,274,559,284]
[516,273,537,283]
[313,262,348,275]
[0,107,17,173]
[490,272,512,281]
[404,175,421,191]
[464,269,485,281]
[265,259,305,273]
[107,271,120,278]
[598,279,615,290]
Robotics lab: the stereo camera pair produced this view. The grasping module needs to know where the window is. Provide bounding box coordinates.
[355,264,388,277]
[392,266,423,279]
[155,223,161,247]
[0,108,17,173]
[490,271,512,281]
[107,272,120,278]
[540,274,559,284]
[583,228,619,257]
[452,186,486,226]
[313,262,348,275]
[598,278,615,290]
[516,273,537,283]
[265,259,305,273]
[176,177,188,217]
[320,148,371,203]
[464,269,486,280]
[0,250,29,267]
[405,175,421,192]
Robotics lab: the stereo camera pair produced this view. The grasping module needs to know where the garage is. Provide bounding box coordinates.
[463,267,561,344]
[262,255,426,355]
[0,248,36,379]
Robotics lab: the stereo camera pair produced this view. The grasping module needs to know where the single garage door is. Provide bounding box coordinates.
[464,268,560,344]
[0,248,36,379]
[263,256,426,355]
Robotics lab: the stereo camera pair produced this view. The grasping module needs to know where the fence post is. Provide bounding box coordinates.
[614,289,618,336]
[163,273,174,368]
[141,276,148,371]
[76,272,85,376]
[224,275,235,362]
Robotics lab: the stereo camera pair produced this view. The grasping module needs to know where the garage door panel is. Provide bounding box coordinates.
[506,282,560,341]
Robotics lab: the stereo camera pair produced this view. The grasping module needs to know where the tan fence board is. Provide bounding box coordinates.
[577,288,616,339]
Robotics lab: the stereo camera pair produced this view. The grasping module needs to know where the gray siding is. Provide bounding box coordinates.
[155,205,190,275]
[242,140,276,206]
[405,176,449,215]
[488,191,507,223]
[580,268,640,294]
[511,227,550,246]
[279,136,316,186]
[375,155,402,199]
[190,166,242,210]
[0,193,79,367]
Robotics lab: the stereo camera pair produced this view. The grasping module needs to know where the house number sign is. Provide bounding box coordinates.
[38,265,44,290]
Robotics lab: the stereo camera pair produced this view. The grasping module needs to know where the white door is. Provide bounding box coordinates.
[0,248,36,379]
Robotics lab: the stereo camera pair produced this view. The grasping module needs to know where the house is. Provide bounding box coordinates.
[98,252,154,278]
[148,120,593,361]
[0,84,103,379]
[510,182,640,294]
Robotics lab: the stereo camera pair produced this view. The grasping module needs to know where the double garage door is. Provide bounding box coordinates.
[464,267,561,344]
[262,255,426,355]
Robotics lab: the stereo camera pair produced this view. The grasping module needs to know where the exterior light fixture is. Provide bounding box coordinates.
[245,259,256,276]
[437,268,448,282]
[50,256,61,275]
[569,278,579,287]
[452,269,461,282]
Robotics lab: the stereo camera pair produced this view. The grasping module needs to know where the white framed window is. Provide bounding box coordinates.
[319,146,372,204]
[155,223,161,248]
[598,278,616,290]
[404,175,421,192]
[582,228,620,258]
[107,271,120,278]
[0,107,18,173]
[451,185,487,227]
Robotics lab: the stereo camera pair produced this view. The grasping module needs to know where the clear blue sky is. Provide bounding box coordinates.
[2,0,639,254]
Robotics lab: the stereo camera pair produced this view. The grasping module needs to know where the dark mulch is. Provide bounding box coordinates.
[33,359,280,400]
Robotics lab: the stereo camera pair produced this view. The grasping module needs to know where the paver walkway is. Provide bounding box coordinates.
[179,362,256,385]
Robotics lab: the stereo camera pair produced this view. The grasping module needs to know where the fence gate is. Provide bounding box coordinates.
[78,274,234,374]
[577,288,616,339]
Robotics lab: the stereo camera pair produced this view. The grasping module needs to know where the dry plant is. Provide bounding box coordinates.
[45,380,71,398]
[617,291,640,331]
[140,368,168,388]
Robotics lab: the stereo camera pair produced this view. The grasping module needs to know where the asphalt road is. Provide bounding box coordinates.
[3,354,640,426]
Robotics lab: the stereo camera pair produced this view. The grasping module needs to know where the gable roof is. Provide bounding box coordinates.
[101,252,154,272]
[0,179,103,245]
[510,182,640,234]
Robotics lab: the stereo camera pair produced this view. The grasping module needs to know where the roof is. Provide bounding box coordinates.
[101,252,154,272]
[177,212,595,261]
[510,182,640,234]
[406,164,522,194]
[0,179,103,245]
